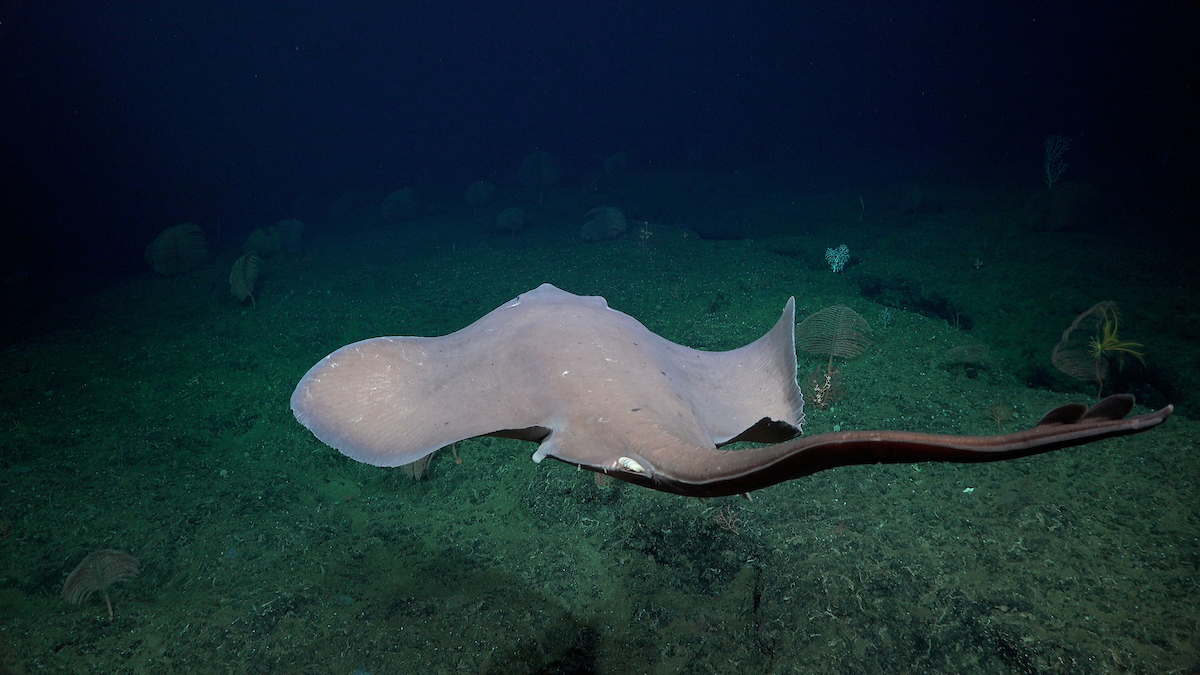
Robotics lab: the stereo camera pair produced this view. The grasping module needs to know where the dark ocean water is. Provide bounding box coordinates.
[0,1,1196,673]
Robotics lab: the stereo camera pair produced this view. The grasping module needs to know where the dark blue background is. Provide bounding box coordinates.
[1,1,1195,289]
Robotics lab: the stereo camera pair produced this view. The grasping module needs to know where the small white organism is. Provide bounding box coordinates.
[825,244,850,273]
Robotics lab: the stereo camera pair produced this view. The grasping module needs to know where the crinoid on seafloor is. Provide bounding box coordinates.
[1051,301,1145,398]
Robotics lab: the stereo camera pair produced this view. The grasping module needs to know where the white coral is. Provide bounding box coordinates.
[824,244,849,273]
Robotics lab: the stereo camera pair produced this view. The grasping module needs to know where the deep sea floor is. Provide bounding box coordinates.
[1,179,1196,673]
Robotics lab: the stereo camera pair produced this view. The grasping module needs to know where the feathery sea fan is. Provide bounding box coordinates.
[580,206,626,241]
[1051,301,1145,398]
[796,305,872,371]
[230,253,261,306]
[62,549,140,621]
[145,222,208,275]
